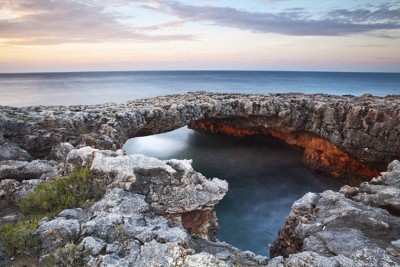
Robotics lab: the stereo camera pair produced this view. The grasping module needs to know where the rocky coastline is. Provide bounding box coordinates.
[0,92,399,266]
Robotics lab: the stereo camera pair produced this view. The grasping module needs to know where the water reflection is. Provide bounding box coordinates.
[123,127,340,256]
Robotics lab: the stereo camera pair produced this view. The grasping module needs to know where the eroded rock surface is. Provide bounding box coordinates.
[0,159,58,182]
[269,160,400,267]
[0,149,399,266]
[33,149,266,266]
[0,92,399,266]
[1,92,398,183]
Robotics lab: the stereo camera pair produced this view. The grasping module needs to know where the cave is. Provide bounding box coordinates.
[123,126,342,256]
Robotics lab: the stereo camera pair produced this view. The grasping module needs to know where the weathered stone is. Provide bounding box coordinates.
[82,188,188,245]
[80,236,106,256]
[181,210,219,240]
[58,208,87,222]
[66,148,228,227]
[0,178,44,202]
[0,90,398,267]
[47,142,74,161]
[65,146,98,167]
[27,153,263,267]
[270,160,400,266]
[0,159,58,181]
[184,252,230,267]
[0,92,398,182]
[0,179,20,199]
[189,237,268,266]
[37,217,80,252]
[13,178,44,199]
[0,142,31,161]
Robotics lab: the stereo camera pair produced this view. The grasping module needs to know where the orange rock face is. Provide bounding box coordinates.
[181,210,218,240]
[189,120,379,185]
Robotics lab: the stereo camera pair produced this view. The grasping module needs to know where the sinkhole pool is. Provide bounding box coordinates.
[123,127,340,256]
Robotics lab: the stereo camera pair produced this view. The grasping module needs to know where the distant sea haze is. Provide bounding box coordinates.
[0,71,399,107]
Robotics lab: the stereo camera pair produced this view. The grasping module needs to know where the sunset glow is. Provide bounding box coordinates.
[1,0,399,72]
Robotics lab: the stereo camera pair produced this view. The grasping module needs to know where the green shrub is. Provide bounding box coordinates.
[0,166,105,259]
[15,115,33,121]
[0,217,39,257]
[42,242,87,267]
[78,127,90,134]
[20,166,104,218]
[6,111,33,121]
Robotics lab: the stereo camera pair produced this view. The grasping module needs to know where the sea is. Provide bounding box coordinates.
[1,71,399,107]
[1,71,399,256]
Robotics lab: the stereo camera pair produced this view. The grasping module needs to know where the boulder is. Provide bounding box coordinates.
[37,217,80,252]
[0,159,58,181]
[270,160,400,266]
[0,142,31,161]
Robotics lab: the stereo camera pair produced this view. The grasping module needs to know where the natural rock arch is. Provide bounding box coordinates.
[1,92,399,184]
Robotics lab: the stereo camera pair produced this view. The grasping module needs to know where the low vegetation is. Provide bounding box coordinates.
[20,166,104,218]
[78,127,91,134]
[0,166,106,260]
[6,111,33,121]
[0,217,40,257]
[42,242,87,267]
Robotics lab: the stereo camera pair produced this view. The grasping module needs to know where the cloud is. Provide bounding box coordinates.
[144,1,400,37]
[0,0,193,45]
[1,0,399,46]
[346,44,386,47]
[326,6,400,23]
[135,19,187,31]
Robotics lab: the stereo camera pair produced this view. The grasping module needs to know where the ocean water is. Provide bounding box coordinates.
[0,71,399,107]
[124,127,341,256]
[1,71,398,256]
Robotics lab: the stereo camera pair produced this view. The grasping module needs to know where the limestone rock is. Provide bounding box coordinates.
[27,151,262,267]
[35,185,263,267]
[0,142,31,161]
[80,236,106,256]
[0,159,58,181]
[184,252,230,267]
[66,147,228,217]
[47,142,74,161]
[37,217,80,252]
[58,208,87,222]
[82,188,187,245]
[13,178,44,199]
[0,92,398,181]
[269,160,400,266]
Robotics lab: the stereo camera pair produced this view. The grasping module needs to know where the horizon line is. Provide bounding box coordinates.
[1,69,399,75]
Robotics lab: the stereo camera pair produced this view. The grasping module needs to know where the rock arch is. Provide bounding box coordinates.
[1,92,399,184]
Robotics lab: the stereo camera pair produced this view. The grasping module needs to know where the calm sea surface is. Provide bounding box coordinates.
[1,71,398,256]
[0,71,399,107]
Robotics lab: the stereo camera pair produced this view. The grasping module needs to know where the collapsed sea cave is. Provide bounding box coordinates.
[0,92,399,266]
[123,125,342,256]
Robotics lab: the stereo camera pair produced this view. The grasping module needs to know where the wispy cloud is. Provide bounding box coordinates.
[0,0,193,45]
[143,1,400,37]
[326,5,400,23]
[1,0,399,46]
[346,44,386,47]
[135,19,187,32]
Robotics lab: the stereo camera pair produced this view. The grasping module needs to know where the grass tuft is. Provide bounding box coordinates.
[42,242,87,267]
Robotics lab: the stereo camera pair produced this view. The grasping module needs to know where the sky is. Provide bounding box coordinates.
[0,0,399,73]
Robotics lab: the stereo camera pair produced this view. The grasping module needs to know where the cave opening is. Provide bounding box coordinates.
[123,126,342,256]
